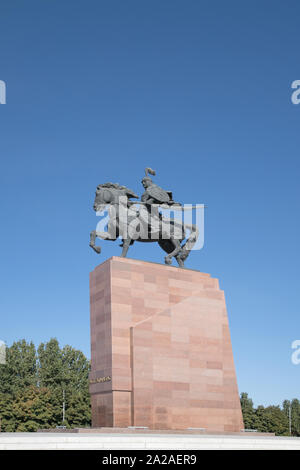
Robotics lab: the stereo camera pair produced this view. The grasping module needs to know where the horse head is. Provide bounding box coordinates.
[93,183,138,212]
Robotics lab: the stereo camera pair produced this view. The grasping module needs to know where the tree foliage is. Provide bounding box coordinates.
[0,340,37,395]
[240,392,297,436]
[255,405,289,435]
[283,399,300,436]
[240,392,260,430]
[0,339,91,432]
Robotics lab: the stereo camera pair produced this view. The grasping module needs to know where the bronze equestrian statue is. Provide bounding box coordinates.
[89,168,199,268]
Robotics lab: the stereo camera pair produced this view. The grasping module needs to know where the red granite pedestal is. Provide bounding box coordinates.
[89,257,244,432]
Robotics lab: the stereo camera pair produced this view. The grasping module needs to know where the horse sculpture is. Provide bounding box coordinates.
[90,182,199,268]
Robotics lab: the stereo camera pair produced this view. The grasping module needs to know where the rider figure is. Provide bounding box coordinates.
[140,169,181,233]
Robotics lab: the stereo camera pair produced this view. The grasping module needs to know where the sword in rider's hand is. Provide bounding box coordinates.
[129,202,207,210]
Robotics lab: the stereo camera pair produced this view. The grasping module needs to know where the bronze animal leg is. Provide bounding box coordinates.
[121,238,132,257]
[164,239,182,266]
[89,230,101,254]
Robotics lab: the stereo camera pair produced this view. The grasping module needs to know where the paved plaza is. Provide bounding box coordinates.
[1,432,300,450]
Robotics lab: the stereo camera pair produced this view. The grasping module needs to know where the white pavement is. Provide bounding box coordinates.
[1,433,300,450]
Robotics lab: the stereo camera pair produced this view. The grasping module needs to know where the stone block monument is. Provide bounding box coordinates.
[89,257,243,432]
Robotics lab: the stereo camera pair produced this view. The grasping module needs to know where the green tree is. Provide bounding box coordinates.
[255,405,289,436]
[37,338,65,389]
[61,345,90,394]
[0,393,15,432]
[66,393,91,428]
[0,340,37,395]
[12,386,54,432]
[0,338,91,431]
[240,392,260,430]
[37,339,91,427]
[37,339,90,393]
[61,345,91,427]
[283,399,300,436]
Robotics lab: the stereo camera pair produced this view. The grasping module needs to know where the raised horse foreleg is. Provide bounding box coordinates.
[89,230,117,254]
[89,230,101,254]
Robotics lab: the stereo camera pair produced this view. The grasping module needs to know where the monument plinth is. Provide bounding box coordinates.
[89,256,244,432]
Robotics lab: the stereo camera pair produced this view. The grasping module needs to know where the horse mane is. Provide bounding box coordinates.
[97,183,138,199]
[97,182,125,189]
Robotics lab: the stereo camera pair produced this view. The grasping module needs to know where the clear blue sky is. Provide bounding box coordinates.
[0,0,299,408]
